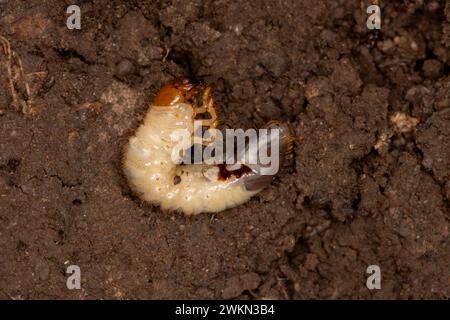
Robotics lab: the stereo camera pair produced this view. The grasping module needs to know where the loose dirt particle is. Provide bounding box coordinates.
[390,112,419,133]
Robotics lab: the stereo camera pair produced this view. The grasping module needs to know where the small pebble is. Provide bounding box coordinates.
[35,261,50,281]
[115,59,136,80]
[422,59,444,80]
[259,50,289,77]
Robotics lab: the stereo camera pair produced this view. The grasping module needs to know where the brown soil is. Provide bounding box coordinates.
[1,0,450,299]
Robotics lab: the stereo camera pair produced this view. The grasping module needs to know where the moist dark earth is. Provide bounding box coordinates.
[0,0,449,299]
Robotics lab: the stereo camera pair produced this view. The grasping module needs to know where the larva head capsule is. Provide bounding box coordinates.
[152,77,195,106]
[153,77,219,130]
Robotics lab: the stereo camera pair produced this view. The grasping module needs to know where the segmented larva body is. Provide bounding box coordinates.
[123,78,292,215]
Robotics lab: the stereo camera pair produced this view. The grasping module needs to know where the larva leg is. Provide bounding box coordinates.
[203,85,218,129]
[193,85,218,128]
[193,85,218,145]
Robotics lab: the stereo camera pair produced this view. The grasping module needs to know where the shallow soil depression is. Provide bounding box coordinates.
[1,1,450,299]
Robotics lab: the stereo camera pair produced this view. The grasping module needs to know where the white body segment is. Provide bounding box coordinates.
[123,103,259,215]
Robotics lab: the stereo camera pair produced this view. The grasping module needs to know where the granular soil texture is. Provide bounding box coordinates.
[1,0,450,299]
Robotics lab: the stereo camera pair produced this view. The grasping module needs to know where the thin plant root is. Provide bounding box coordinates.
[0,34,38,115]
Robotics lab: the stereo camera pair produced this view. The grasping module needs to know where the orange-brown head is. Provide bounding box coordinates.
[152,77,195,106]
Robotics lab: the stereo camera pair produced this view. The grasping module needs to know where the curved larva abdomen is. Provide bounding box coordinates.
[123,77,292,215]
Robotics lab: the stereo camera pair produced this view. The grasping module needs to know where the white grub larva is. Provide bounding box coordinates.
[123,77,293,215]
